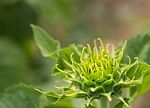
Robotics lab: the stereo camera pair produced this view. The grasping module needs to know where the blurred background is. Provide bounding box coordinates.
[0,0,150,108]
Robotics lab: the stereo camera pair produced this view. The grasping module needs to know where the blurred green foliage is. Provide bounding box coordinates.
[0,0,150,108]
[0,0,49,91]
[0,0,38,45]
[0,84,74,108]
[0,84,41,108]
[0,38,30,91]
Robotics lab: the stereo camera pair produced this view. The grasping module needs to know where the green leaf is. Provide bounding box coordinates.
[0,84,41,108]
[53,44,80,74]
[125,61,141,80]
[31,25,60,58]
[64,90,88,98]
[127,62,150,100]
[137,63,150,95]
[122,35,150,98]
[37,87,88,104]
[45,91,61,104]
[138,75,150,94]
[123,34,150,64]
[46,90,87,104]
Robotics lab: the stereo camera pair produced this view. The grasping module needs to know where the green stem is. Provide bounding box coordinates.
[100,97,110,108]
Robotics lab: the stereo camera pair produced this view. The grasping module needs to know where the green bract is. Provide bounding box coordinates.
[31,25,150,108]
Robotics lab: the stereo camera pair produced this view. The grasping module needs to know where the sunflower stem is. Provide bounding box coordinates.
[100,97,110,108]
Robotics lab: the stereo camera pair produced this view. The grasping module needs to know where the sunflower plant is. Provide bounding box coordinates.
[31,25,150,108]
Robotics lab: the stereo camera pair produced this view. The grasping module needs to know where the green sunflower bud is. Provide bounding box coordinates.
[32,25,150,108]
[51,38,146,108]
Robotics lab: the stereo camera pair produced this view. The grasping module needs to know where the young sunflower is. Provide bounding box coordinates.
[45,38,143,108]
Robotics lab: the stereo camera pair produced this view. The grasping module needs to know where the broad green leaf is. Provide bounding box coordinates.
[123,34,150,64]
[31,25,60,58]
[0,84,41,108]
[137,63,150,96]
[138,75,150,95]
[122,35,150,98]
